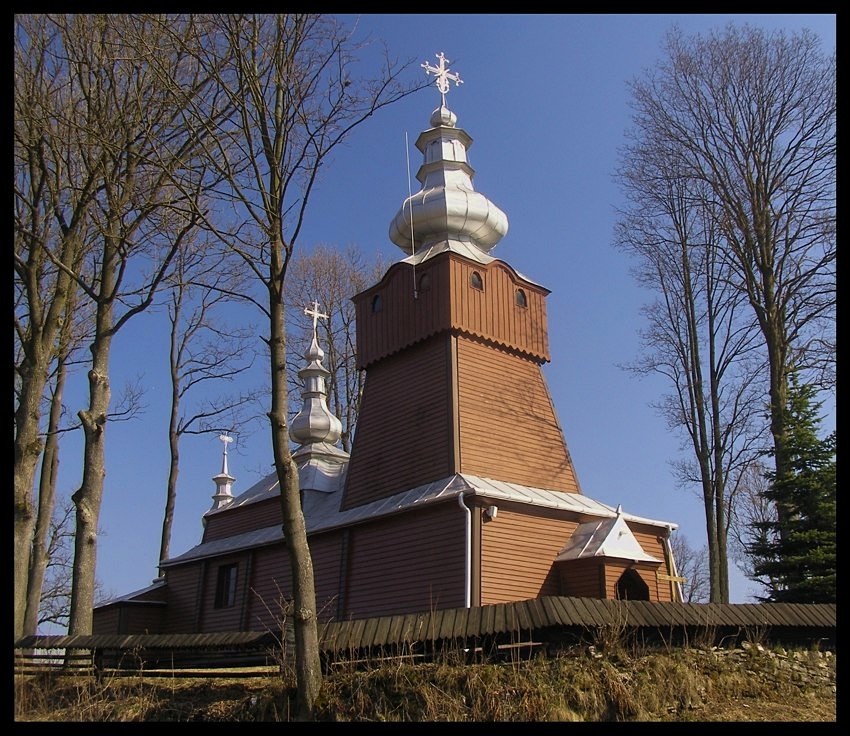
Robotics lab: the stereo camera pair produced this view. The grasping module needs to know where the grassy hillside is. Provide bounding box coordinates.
[15,642,835,722]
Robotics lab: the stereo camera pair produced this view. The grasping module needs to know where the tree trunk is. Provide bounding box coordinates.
[269,276,322,720]
[23,355,69,635]
[68,320,113,635]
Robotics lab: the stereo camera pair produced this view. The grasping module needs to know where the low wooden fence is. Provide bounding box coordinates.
[15,597,835,678]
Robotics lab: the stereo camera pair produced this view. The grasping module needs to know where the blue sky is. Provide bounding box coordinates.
[48,14,836,619]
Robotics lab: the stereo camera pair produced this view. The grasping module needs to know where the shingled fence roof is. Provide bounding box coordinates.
[15,597,835,672]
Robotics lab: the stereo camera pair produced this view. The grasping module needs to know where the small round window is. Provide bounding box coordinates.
[371,294,382,313]
[515,288,527,308]
[470,271,484,290]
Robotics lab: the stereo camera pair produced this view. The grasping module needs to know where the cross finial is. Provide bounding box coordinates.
[422,52,463,107]
[304,300,329,339]
[218,432,233,475]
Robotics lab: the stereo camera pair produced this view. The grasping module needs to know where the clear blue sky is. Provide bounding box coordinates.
[50,14,836,618]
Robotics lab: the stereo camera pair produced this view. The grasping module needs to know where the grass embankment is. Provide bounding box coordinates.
[15,642,835,722]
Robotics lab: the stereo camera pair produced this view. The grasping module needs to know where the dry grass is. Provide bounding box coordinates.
[15,642,835,722]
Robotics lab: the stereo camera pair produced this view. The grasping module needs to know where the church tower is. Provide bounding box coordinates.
[342,53,581,510]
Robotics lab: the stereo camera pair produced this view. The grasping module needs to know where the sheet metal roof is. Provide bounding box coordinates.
[554,514,662,563]
[163,473,676,567]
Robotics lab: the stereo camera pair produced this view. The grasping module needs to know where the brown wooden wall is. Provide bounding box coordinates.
[162,564,203,634]
[456,337,581,493]
[202,497,282,543]
[355,257,452,369]
[242,534,347,631]
[601,560,665,602]
[342,335,453,510]
[343,503,466,619]
[557,557,605,598]
[92,606,120,635]
[197,553,246,633]
[480,507,578,605]
[447,257,550,362]
[354,252,551,370]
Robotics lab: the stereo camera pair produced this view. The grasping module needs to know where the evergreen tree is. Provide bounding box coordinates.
[747,377,836,603]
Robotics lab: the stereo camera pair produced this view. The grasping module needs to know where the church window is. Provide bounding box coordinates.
[418,273,431,292]
[515,288,527,308]
[214,563,239,608]
[371,294,383,313]
[470,271,484,290]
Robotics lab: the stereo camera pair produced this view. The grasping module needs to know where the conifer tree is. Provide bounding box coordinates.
[747,377,836,603]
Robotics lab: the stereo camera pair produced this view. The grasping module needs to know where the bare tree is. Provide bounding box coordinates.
[285,243,387,452]
[626,24,835,542]
[13,13,100,640]
[35,498,109,631]
[158,241,264,567]
[191,14,423,718]
[33,14,229,636]
[615,152,767,601]
[670,534,710,604]
[727,459,777,596]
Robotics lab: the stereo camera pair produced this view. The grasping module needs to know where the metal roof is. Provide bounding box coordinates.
[162,473,676,568]
[555,514,662,563]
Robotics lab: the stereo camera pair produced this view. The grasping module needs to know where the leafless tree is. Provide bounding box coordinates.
[190,14,424,717]
[158,241,264,567]
[615,152,767,602]
[626,24,835,541]
[670,533,710,603]
[35,497,108,631]
[285,243,387,452]
[24,14,231,636]
[726,459,777,598]
[13,13,100,640]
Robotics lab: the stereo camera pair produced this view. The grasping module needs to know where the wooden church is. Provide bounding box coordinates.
[93,55,683,636]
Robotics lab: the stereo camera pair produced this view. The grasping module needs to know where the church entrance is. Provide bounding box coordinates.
[615,569,650,601]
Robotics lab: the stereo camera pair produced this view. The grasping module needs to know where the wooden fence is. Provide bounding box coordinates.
[15,596,835,677]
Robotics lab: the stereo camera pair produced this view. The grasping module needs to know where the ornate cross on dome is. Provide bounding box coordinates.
[422,52,463,106]
[304,300,328,339]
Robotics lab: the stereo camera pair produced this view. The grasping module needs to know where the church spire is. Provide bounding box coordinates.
[210,433,235,510]
[389,51,508,264]
[289,301,343,448]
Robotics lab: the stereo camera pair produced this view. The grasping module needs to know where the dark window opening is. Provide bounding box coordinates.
[515,288,527,308]
[371,294,382,313]
[214,563,239,608]
[615,569,650,601]
[418,273,431,293]
[470,271,483,290]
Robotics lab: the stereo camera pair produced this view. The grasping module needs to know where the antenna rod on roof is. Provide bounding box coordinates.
[405,131,418,300]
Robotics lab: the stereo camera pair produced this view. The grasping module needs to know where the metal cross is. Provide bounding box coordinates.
[422,52,463,106]
[219,433,233,455]
[304,300,328,338]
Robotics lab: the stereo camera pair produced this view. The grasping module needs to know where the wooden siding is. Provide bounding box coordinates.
[448,257,550,362]
[198,554,247,633]
[480,507,578,605]
[601,560,663,602]
[354,252,551,370]
[122,605,165,635]
[557,557,605,598]
[456,337,581,492]
[342,336,453,509]
[93,607,120,635]
[242,534,346,631]
[162,564,203,634]
[628,524,674,603]
[355,257,452,369]
[344,503,466,619]
[203,496,281,543]
[243,545,290,632]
